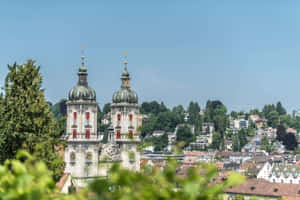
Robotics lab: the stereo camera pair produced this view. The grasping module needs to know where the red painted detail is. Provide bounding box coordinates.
[72,129,77,138]
[129,114,133,121]
[73,112,77,119]
[85,129,90,139]
[86,112,90,120]
[117,114,121,121]
[116,130,121,139]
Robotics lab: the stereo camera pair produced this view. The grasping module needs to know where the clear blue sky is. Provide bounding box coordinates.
[1,1,300,112]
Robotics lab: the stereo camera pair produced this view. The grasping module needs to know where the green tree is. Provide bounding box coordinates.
[0,60,64,181]
[153,133,169,151]
[50,98,67,120]
[187,101,202,132]
[102,103,111,115]
[155,111,180,132]
[172,105,185,123]
[141,101,168,115]
[276,124,286,142]
[141,115,157,137]
[211,132,222,150]
[276,101,286,115]
[267,110,279,128]
[230,111,238,119]
[283,132,298,150]
[176,125,194,148]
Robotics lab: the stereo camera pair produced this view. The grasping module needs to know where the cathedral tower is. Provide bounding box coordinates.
[111,54,141,171]
[64,52,101,182]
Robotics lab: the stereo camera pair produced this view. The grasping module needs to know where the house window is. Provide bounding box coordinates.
[116,130,121,139]
[129,114,133,121]
[86,112,90,120]
[72,129,77,138]
[85,129,90,139]
[73,112,77,119]
[117,114,121,121]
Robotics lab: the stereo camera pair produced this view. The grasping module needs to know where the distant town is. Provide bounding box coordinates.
[45,54,300,199]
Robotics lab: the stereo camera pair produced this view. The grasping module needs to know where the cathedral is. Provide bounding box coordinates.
[62,52,142,192]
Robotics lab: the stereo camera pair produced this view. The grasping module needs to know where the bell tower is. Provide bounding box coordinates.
[64,48,101,184]
[111,53,142,171]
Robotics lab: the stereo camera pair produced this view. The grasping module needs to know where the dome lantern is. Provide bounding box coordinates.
[68,50,96,101]
[112,54,138,104]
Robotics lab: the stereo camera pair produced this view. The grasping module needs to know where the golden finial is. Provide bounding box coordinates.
[81,45,85,65]
[124,51,128,71]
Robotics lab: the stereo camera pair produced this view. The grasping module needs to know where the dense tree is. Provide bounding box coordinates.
[172,105,185,123]
[283,132,298,150]
[141,101,168,115]
[0,60,64,181]
[102,103,111,115]
[153,133,169,151]
[176,125,194,148]
[141,116,157,137]
[187,101,202,132]
[232,129,248,152]
[50,98,67,120]
[230,111,238,119]
[276,124,286,142]
[204,100,228,134]
[249,108,261,116]
[276,101,287,115]
[211,132,222,150]
[155,111,180,132]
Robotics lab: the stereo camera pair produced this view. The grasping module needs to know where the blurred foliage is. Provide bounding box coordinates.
[87,159,245,200]
[0,150,245,200]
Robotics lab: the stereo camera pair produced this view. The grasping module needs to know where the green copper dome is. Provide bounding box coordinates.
[69,85,96,101]
[112,57,138,104]
[68,55,96,101]
[113,88,138,104]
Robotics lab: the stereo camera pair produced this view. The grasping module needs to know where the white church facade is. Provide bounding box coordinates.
[62,53,142,192]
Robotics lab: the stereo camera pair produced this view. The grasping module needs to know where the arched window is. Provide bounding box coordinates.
[85,129,90,139]
[73,112,77,119]
[72,129,77,139]
[116,130,121,139]
[117,114,121,121]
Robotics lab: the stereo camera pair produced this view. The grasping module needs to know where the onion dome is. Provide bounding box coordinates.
[68,55,96,101]
[112,57,138,104]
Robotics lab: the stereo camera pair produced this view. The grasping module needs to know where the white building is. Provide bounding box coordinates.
[110,55,141,172]
[62,53,142,192]
[64,54,102,188]
[258,162,300,184]
[230,119,249,130]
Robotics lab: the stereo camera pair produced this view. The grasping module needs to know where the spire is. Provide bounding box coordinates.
[124,51,128,72]
[121,51,130,88]
[78,45,88,86]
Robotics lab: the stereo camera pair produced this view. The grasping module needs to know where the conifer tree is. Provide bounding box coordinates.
[0,60,64,181]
